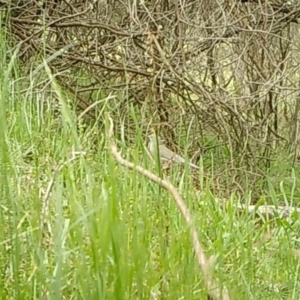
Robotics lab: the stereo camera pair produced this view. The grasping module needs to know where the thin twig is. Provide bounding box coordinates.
[40,152,85,229]
[77,94,116,120]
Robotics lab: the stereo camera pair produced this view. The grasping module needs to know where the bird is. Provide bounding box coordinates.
[147,133,199,170]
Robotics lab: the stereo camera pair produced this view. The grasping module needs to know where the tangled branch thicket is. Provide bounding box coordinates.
[3,0,300,191]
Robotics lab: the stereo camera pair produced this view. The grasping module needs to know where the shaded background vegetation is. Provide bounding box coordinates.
[2,0,300,197]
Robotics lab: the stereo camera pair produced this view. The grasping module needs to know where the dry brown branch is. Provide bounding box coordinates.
[107,116,230,300]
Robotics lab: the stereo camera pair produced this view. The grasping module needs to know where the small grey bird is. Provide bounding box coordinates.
[148,133,199,170]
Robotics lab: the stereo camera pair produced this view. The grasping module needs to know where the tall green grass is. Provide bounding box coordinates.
[0,30,300,300]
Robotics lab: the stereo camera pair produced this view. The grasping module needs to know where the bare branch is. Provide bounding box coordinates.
[107,116,230,300]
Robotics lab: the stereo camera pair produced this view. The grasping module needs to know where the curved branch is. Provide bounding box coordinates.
[107,116,230,300]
